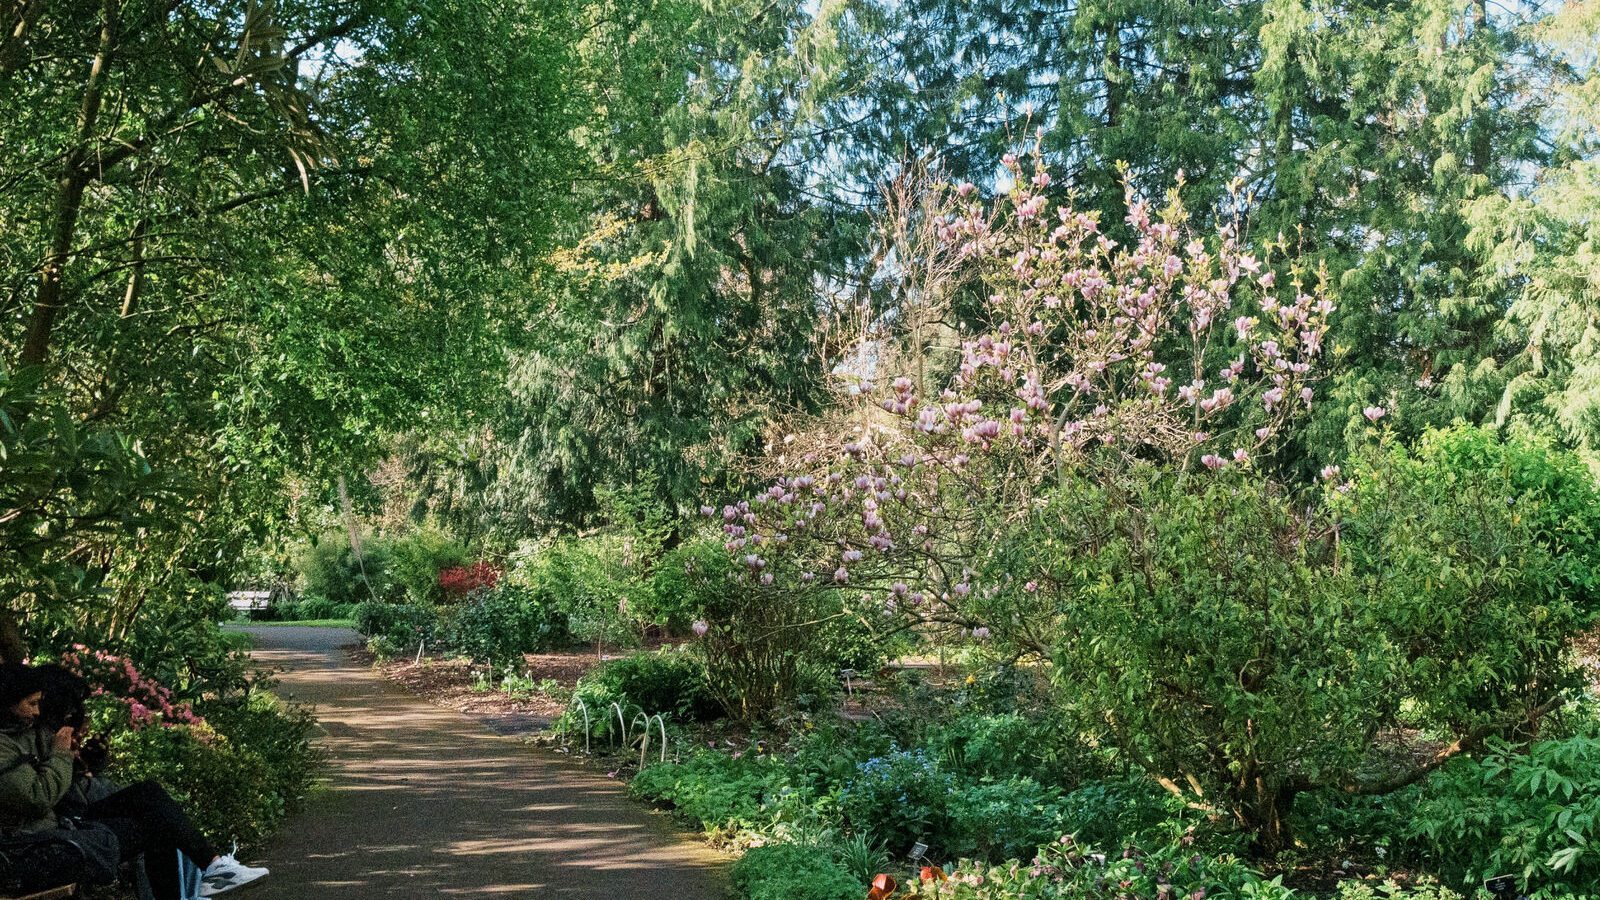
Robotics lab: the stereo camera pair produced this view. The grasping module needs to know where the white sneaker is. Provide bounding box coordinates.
[199,854,269,897]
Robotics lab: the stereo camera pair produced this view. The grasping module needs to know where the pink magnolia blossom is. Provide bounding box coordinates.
[701,163,1332,643]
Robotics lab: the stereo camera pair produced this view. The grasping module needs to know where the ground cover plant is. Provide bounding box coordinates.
[617,662,1600,900]
[1408,736,1600,897]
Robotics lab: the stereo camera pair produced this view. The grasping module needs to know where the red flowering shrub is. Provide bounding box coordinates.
[437,560,502,599]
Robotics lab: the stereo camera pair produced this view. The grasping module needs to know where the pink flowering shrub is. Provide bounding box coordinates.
[58,644,204,732]
[701,160,1332,643]
[49,645,321,847]
[109,695,321,848]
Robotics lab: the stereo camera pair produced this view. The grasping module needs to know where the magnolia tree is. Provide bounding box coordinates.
[686,157,1600,857]
[700,156,1333,641]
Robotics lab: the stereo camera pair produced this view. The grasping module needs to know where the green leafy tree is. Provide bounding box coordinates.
[0,367,179,620]
[0,0,584,663]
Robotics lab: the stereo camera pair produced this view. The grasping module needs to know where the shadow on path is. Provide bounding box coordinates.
[241,626,727,899]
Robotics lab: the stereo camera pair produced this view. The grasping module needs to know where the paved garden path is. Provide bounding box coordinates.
[240,626,727,898]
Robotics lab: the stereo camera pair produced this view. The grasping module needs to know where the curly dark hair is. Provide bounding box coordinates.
[34,664,89,732]
[0,662,44,715]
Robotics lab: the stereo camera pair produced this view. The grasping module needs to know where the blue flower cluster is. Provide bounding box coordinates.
[837,747,957,856]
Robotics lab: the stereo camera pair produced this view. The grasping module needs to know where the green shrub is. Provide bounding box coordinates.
[354,600,439,648]
[924,711,1102,789]
[296,531,395,605]
[110,725,270,847]
[108,693,319,850]
[631,751,794,832]
[946,777,1069,862]
[646,537,727,632]
[730,843,861,900]
[195,692,322,837]
[787,721,898,793]
[275,598,356,621]
[439,581,568,665]
[513,534,644,647]
[563,646,713,717]
[296,527,466,607]
[1404,426,1600,610]
[1011,429,1600,856]
[296,597,342,620]
[813,613,900,674]
[1293,787,1418,866]
[365,634,403,661]
[1053,777,1198,851]
[1410,736,1600,898]
[386,527,468,603]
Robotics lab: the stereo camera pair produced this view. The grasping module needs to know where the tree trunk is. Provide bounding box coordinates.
[0,609,26,664]
[0,0,46,75]
[1239,778,1299,858]
[18,0,118,368]
[20,167,90,366]
[1102,24,1123,130]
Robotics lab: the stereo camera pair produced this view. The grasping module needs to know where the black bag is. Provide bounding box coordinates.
[59,818,123,883]
[0,832,86,893]
[0,820,122,892]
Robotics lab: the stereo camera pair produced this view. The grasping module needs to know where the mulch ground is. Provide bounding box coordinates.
[349,646,605,736]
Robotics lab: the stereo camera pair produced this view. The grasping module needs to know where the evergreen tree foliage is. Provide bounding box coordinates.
[474,0,881,530]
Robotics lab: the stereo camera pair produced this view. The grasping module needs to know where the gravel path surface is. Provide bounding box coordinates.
[239,626,727,898]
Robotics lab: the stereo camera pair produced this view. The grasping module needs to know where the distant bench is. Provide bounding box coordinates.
[226,590,272,614]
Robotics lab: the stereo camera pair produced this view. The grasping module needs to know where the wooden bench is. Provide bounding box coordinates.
[226,590,271,615]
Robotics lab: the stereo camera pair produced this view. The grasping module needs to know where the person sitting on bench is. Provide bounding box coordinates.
[1,664,269,898]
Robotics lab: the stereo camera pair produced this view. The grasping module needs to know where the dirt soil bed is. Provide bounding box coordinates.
[349,645,604,736]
